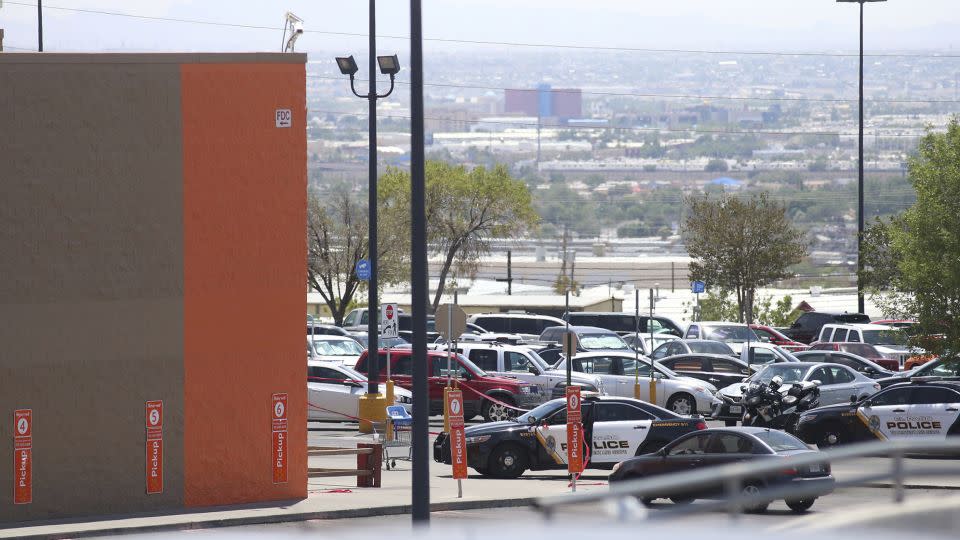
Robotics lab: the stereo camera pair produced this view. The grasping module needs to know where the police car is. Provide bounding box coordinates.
[795,378,960,448]
[433,395,706,478]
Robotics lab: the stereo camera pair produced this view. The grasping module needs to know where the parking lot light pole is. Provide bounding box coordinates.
[837,0,886,314]
[334,0,400,434]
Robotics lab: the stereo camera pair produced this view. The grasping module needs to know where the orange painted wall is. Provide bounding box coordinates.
[181,63,307,506]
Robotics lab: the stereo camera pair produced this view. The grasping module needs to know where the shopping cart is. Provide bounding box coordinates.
[384,405,413,470]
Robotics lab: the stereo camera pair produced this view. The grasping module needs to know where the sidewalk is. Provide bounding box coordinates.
[2,435,958,539]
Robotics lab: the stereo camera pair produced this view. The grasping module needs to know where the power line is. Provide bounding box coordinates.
[309,108,936,138]
[7,1,960,60]
[308,74,960,106]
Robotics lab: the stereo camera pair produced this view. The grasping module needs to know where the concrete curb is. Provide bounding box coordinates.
[1,497,537,540]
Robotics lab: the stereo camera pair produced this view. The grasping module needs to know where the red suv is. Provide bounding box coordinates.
[749,324,809,352]
[807,342,899,371]
[354,349,545,422]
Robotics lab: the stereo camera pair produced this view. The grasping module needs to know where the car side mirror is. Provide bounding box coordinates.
[740,385,747,392]
[850,394,859,404]
[529,365,539,375]
[527,415,537,425]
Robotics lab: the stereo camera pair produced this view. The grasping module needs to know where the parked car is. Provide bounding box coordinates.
[564,312,683,337]
[354,349,544,422]
[450,342,605,398]
[434,395,708,478]
[796,379,960,448]
[713,362,880,424]
[740,342,803,367]
[806,342,898,371]
[307,323,356,339]
[794,350,895,379]
[539,325,633,353]
[555,352,722,415]
[749,324,809,352]
[465,313,566,341]
[656,354,755,389]
[684,322,760,344]
[878,356,960,388]
[307,360,412,422]
[781,311,871,344]
[816,323,919,368]
[307,335,365,363]
[341,307,440,342]
[650,339,736,360]
[348,333,410,350]
[609,427,835,513]
[622,333,680,356]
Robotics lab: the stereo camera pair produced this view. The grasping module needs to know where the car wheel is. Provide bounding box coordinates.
[483,397,517,422]
[786,498,816,513]
[725,420,738,427]
[666,393,696,416]
[489,443,528,479]
[742,483,769,513]
[818,422,845,448]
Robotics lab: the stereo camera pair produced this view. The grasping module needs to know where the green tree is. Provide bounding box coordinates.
[684,192,808,322]
[705,158,729,172]
[754,294,800,327]
[861,119,960,357]
[306,188,403,326]
[380,161,539,312]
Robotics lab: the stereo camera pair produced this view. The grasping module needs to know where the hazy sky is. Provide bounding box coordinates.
[2,0,958,54]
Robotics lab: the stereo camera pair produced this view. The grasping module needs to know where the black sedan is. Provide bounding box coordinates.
[656,354,754,388]
[609,427,835,513]
[434,396,706,479]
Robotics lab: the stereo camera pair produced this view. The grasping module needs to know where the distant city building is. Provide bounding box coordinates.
[505,83,582,119]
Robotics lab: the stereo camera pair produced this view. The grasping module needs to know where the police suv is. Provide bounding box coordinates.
[433,395,706,478]
[795,378,960,448]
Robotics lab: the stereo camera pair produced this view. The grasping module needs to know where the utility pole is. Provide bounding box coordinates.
[409,0,430,525]
[496,250,513,295]
[37,0,43,52]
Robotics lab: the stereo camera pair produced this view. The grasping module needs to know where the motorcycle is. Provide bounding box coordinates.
[740,376,820,433]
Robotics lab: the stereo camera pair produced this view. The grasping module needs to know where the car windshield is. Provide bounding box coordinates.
[754,430,808,452]
[335,364,367,381]
[622,357,679,378]
[862,329,908,346]
[689,341,734,355]
[312,339,364,356]
[580,333,629,350]
[753,364,808,384]
[516,400,564,424]
[527,350,551,371]
[921,357,960,377]
[703,325,758,343]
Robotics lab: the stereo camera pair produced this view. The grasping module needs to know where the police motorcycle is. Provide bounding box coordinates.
[741,376,820,433]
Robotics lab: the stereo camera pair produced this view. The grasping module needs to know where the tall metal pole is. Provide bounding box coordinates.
[856,0,866,314]
[37,0,43,52]
[366,0,380,395]
[409,0,430,525]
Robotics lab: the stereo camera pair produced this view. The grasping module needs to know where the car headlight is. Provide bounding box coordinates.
[694,387,712,395]
[612,462,623,474]
[466,435,491,444]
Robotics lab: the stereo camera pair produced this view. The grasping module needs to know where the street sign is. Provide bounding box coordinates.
[381,303,399,339]
[355,259,371,281]
[272,393,288,484]
[562,332,579,358]
[446,390,468,480]
[145,401,164,494]
[435,304,467,341]
[13,409,32,504]
[692,281,706,294]
[566,387,583,474]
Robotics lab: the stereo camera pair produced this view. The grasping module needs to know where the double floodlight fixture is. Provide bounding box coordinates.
[334,53,400,99]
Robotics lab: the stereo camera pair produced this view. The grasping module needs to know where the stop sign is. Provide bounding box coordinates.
[385,305,394,320]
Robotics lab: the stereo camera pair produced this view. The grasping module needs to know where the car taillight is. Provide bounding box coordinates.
[695,421,707,430]
[781,467,798,476]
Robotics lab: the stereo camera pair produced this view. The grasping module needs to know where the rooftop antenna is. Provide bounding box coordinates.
[281,12,304,53]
